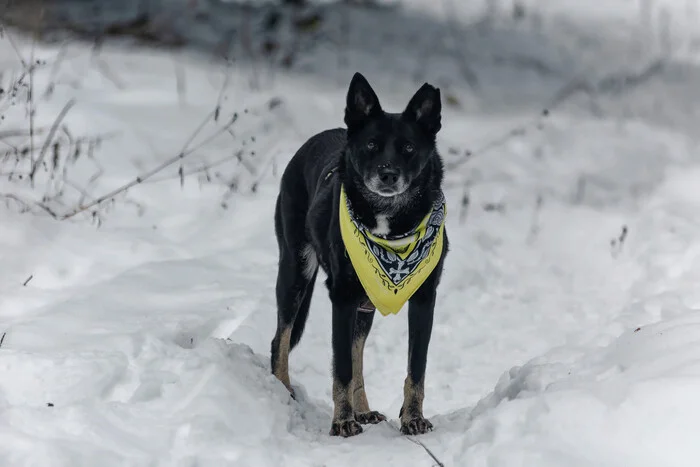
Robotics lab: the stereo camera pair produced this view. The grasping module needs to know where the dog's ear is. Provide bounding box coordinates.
[345,72,382,130]
[402,83,442,135]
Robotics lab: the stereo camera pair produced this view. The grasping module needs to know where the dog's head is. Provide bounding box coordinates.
[343,72,442,198]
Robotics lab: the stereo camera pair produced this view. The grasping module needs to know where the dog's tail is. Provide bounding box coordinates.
[289,272,316,350]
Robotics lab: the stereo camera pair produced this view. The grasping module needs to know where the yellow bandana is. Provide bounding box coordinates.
[339,185,446,316]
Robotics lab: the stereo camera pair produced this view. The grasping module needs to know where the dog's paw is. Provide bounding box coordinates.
[355,411,386,425]
[400,416,433,435]
[329,419,363,437]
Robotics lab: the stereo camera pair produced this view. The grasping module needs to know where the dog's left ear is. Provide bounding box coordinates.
[403,83,442,135]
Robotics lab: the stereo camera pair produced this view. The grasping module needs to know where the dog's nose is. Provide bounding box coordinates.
[378,167,400,186]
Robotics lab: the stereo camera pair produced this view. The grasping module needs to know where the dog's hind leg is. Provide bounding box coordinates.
[270,196,318,397]
[352,307,386,425]
[270,247,316,396]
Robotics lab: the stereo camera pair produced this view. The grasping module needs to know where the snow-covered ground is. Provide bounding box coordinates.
[2,1,700,465]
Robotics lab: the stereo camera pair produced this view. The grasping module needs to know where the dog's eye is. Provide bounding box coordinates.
[404,143,415,154]
[366,141,378,151]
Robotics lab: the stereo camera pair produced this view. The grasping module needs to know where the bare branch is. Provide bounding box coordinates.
[60,112,239,220]
[0,193,58,218]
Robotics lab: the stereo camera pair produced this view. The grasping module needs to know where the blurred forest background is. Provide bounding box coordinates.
[1,0,405,56]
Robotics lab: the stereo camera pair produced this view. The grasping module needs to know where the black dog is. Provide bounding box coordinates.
[270,72,448,437]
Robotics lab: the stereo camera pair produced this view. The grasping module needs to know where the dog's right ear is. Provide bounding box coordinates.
[344,72,382,130]
[402,83,442,136]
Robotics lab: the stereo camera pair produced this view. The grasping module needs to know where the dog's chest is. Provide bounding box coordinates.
[370,214,391,236]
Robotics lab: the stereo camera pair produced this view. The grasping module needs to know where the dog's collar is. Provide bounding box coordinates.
[339,184,446,316]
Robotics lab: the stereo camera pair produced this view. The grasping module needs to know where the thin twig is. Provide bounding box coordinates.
[179,107,220,158]
[404,437,445,467]
[144,149,245,185]
[46,45,68,97]
[28,50,36,180]
[27,7,45,183]
[63,178,96,203]
[23,274,33,286]
[387,421,445,467]
[0,136,18,151]
[0,193,59,218]
[29,98,76,184]
[0,332,5,348]
[214,68,231,123]
[179,112,239,155]
[79,168,104,205]
[249,150,277,193]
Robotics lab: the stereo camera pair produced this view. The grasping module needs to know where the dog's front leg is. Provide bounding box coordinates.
[329,300,363,437]
[400,288,436,435]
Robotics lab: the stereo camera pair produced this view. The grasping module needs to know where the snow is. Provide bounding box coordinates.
[2,0,700,465]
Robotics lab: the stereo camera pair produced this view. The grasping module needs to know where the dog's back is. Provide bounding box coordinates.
[276,128,345,212]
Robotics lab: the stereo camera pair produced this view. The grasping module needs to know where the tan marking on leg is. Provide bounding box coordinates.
[401,375,425,420]
[400,375,432,434]
[272,327,293,392]
[352,335,370,412]
[330,375,363,436]
[332,376,354,421]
